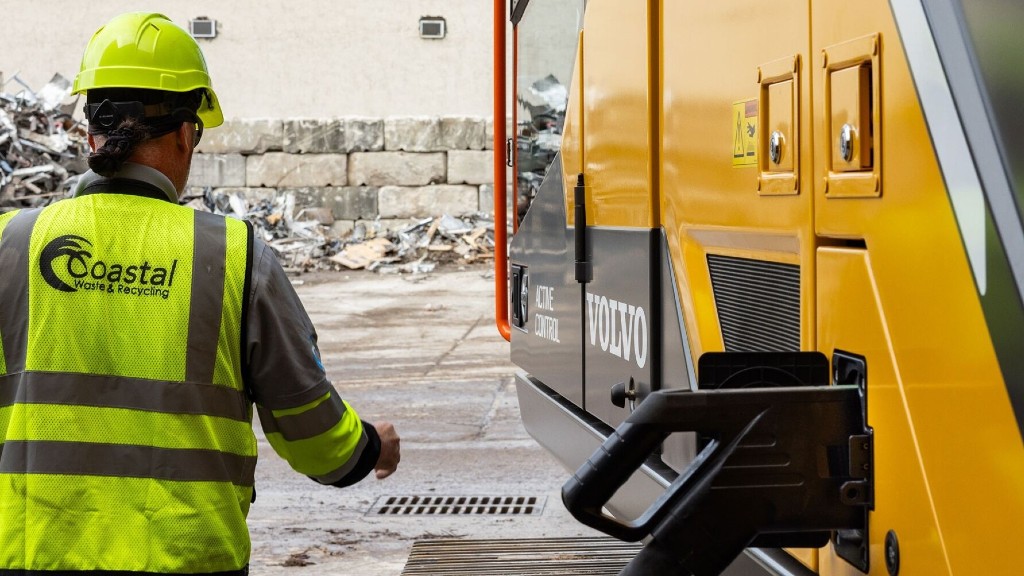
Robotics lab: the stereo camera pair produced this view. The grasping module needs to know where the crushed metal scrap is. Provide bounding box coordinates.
[182,187,496,275]
[1,75,495,275]
[0,73,86,211]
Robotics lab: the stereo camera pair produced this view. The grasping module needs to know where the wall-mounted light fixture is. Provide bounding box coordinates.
[419,16,446,39]
[189,17,217,39]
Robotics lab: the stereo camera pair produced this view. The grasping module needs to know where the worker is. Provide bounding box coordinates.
[0,12,399,574]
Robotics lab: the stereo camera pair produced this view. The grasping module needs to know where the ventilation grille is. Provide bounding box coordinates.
[707,254,800,352]
[369,495,545,516]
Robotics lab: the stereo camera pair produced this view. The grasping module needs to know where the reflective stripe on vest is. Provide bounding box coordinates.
[0,209,22,376]
[0,194,254,573]
[0,209,32,377]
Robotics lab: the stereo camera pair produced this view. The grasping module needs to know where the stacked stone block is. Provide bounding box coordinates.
[189,116,498,235]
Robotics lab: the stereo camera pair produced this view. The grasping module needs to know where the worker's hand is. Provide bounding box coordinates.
[373,421,400,479]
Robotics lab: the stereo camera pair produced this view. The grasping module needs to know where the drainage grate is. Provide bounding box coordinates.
[369,495,546,516]
[402,537,641,575]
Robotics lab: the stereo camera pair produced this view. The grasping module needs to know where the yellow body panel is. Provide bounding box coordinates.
[660,0,817,362]
[812,5,1024,574]
[574,0,652,228]
[817,249,950,575]
[548,0,1024,573]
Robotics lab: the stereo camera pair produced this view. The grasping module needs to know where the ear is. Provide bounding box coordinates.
[175,122,193,152]
[87,133,97,152]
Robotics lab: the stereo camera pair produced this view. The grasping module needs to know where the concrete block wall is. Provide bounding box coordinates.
[189,116,500,233]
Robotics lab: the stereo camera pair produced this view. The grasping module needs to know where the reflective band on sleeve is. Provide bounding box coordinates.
[258,391,347,441]
[312,431,370,485]
[0,372,248,421]
[261,397,367,477]
[0,440,257,486]
[186,211,227,383]
[0,209,41,374]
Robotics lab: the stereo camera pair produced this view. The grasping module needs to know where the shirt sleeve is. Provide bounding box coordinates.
[246,239,381,485]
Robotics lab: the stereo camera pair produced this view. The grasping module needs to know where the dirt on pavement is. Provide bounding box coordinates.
[246,265,601,575]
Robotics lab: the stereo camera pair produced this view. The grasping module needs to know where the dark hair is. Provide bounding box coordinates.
[88,116,152,177]
[85,88,204,177]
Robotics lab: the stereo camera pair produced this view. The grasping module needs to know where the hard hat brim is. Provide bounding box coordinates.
[73,68,224,128]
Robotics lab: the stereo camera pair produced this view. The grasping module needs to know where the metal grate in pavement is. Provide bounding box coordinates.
[401,537,641,575]
[369,495,546,516]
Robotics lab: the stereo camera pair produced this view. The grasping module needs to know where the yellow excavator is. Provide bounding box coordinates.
[491,1,1024,574]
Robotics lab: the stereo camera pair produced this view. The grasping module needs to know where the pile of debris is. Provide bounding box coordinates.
[183,188,496,275]
[0,73,87,210]
[1,74,497,275]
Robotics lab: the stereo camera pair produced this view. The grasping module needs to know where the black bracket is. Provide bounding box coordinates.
[506,137,515,167]
[562,352,874,576]
[573,173,591,284]
[832,350,873,572]
[510,264,528,331]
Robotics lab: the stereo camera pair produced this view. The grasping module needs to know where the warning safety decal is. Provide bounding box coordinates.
[732,99,758,167]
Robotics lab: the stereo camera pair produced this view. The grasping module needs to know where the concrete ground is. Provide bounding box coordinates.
[246,265,602,575]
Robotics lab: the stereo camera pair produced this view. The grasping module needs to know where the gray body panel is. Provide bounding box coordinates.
[583,228,696,473]
[509,157,696,423]
[659,242,699,471]
[583,227,656,428]
[509,152,699,490]
[509,157,584,405]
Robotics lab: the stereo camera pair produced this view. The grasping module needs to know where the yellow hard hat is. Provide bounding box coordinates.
[72,12,223,128]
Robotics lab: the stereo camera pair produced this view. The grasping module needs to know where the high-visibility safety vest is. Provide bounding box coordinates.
[0,187,257,574]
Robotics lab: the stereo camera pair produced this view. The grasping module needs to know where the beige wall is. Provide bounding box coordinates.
[1,1,500,119]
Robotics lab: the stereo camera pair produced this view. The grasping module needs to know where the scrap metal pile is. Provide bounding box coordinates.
[183,187,496,275]
[0,74,86,210]
[2,75,495,275]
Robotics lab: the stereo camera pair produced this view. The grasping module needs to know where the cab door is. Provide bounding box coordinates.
[508,0,586,405]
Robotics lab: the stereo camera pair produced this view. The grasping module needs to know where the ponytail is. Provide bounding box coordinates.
[84,87,205,177]
[87,117,151,177]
